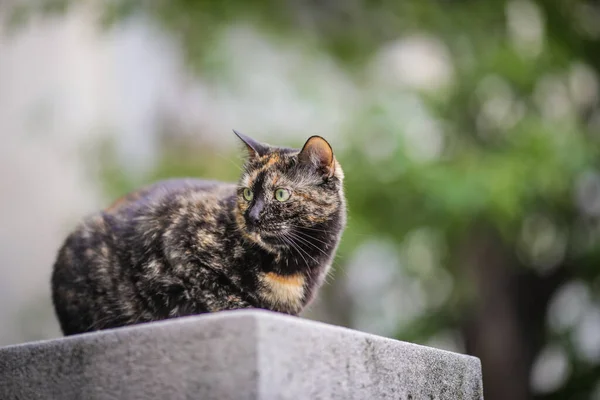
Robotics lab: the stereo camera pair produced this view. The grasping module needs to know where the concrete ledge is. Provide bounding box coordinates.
[0,310,483,399]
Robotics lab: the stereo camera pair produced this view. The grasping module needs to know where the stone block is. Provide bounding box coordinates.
[0,309,483,399]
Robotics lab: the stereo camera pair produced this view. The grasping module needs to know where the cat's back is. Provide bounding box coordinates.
[105,178,237,215]
[54,178,237,268]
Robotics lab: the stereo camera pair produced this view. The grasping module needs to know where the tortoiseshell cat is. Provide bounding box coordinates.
[51,131,346,335]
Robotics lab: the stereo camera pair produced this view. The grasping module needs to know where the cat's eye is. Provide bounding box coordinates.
[274,188,291,202]
[243,188,254,201]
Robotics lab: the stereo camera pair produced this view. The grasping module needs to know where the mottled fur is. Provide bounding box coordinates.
[51,133,346,335]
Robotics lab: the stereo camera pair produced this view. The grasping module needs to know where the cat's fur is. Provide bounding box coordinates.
[51,132,346,335]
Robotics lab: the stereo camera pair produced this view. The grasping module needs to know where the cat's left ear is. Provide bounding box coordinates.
[298,136,335,178]
[233,130,269,159]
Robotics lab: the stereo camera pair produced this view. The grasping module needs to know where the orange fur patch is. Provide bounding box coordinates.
[245,155,280,187]
[307,214,329,223]
[259,272,306,312]
[264,272,304,286]
[264,155,279,167]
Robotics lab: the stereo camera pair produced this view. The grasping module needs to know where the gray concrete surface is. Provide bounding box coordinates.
[0,309,483,399]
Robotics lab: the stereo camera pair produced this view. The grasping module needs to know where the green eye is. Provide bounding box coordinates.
[243,188,254,201]
[274,188,291,202]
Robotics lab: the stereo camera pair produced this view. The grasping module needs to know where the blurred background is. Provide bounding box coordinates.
[1,0,600,398]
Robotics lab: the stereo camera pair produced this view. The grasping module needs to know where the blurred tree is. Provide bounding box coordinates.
[9,0,600,399]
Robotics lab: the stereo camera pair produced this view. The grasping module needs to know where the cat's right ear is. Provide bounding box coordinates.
[298,135,336,178]
[233,130,268,160]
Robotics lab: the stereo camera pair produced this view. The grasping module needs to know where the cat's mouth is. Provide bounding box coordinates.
[242,228,289,252]
[246,225,288,247]
[260,232,286,245]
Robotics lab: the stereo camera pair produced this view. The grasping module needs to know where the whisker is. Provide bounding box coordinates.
[286,231,329,257]
[287,224,333,234]
[282,233,319,264]
[216,153,244,173]
[289,229,332,247]
[279,234,310,266]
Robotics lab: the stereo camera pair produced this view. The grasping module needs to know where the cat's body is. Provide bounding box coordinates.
[51,133,346,335]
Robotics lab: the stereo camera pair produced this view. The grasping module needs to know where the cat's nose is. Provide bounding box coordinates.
[248,208,260,224]
[247,199,264,225]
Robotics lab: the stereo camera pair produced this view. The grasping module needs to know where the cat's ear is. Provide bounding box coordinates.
[298,136,335,178]
[233,130,268,159]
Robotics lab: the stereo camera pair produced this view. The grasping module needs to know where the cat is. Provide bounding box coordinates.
[51,131,347,335]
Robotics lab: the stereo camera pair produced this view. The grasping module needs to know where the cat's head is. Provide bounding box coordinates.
[232,130,346,253]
